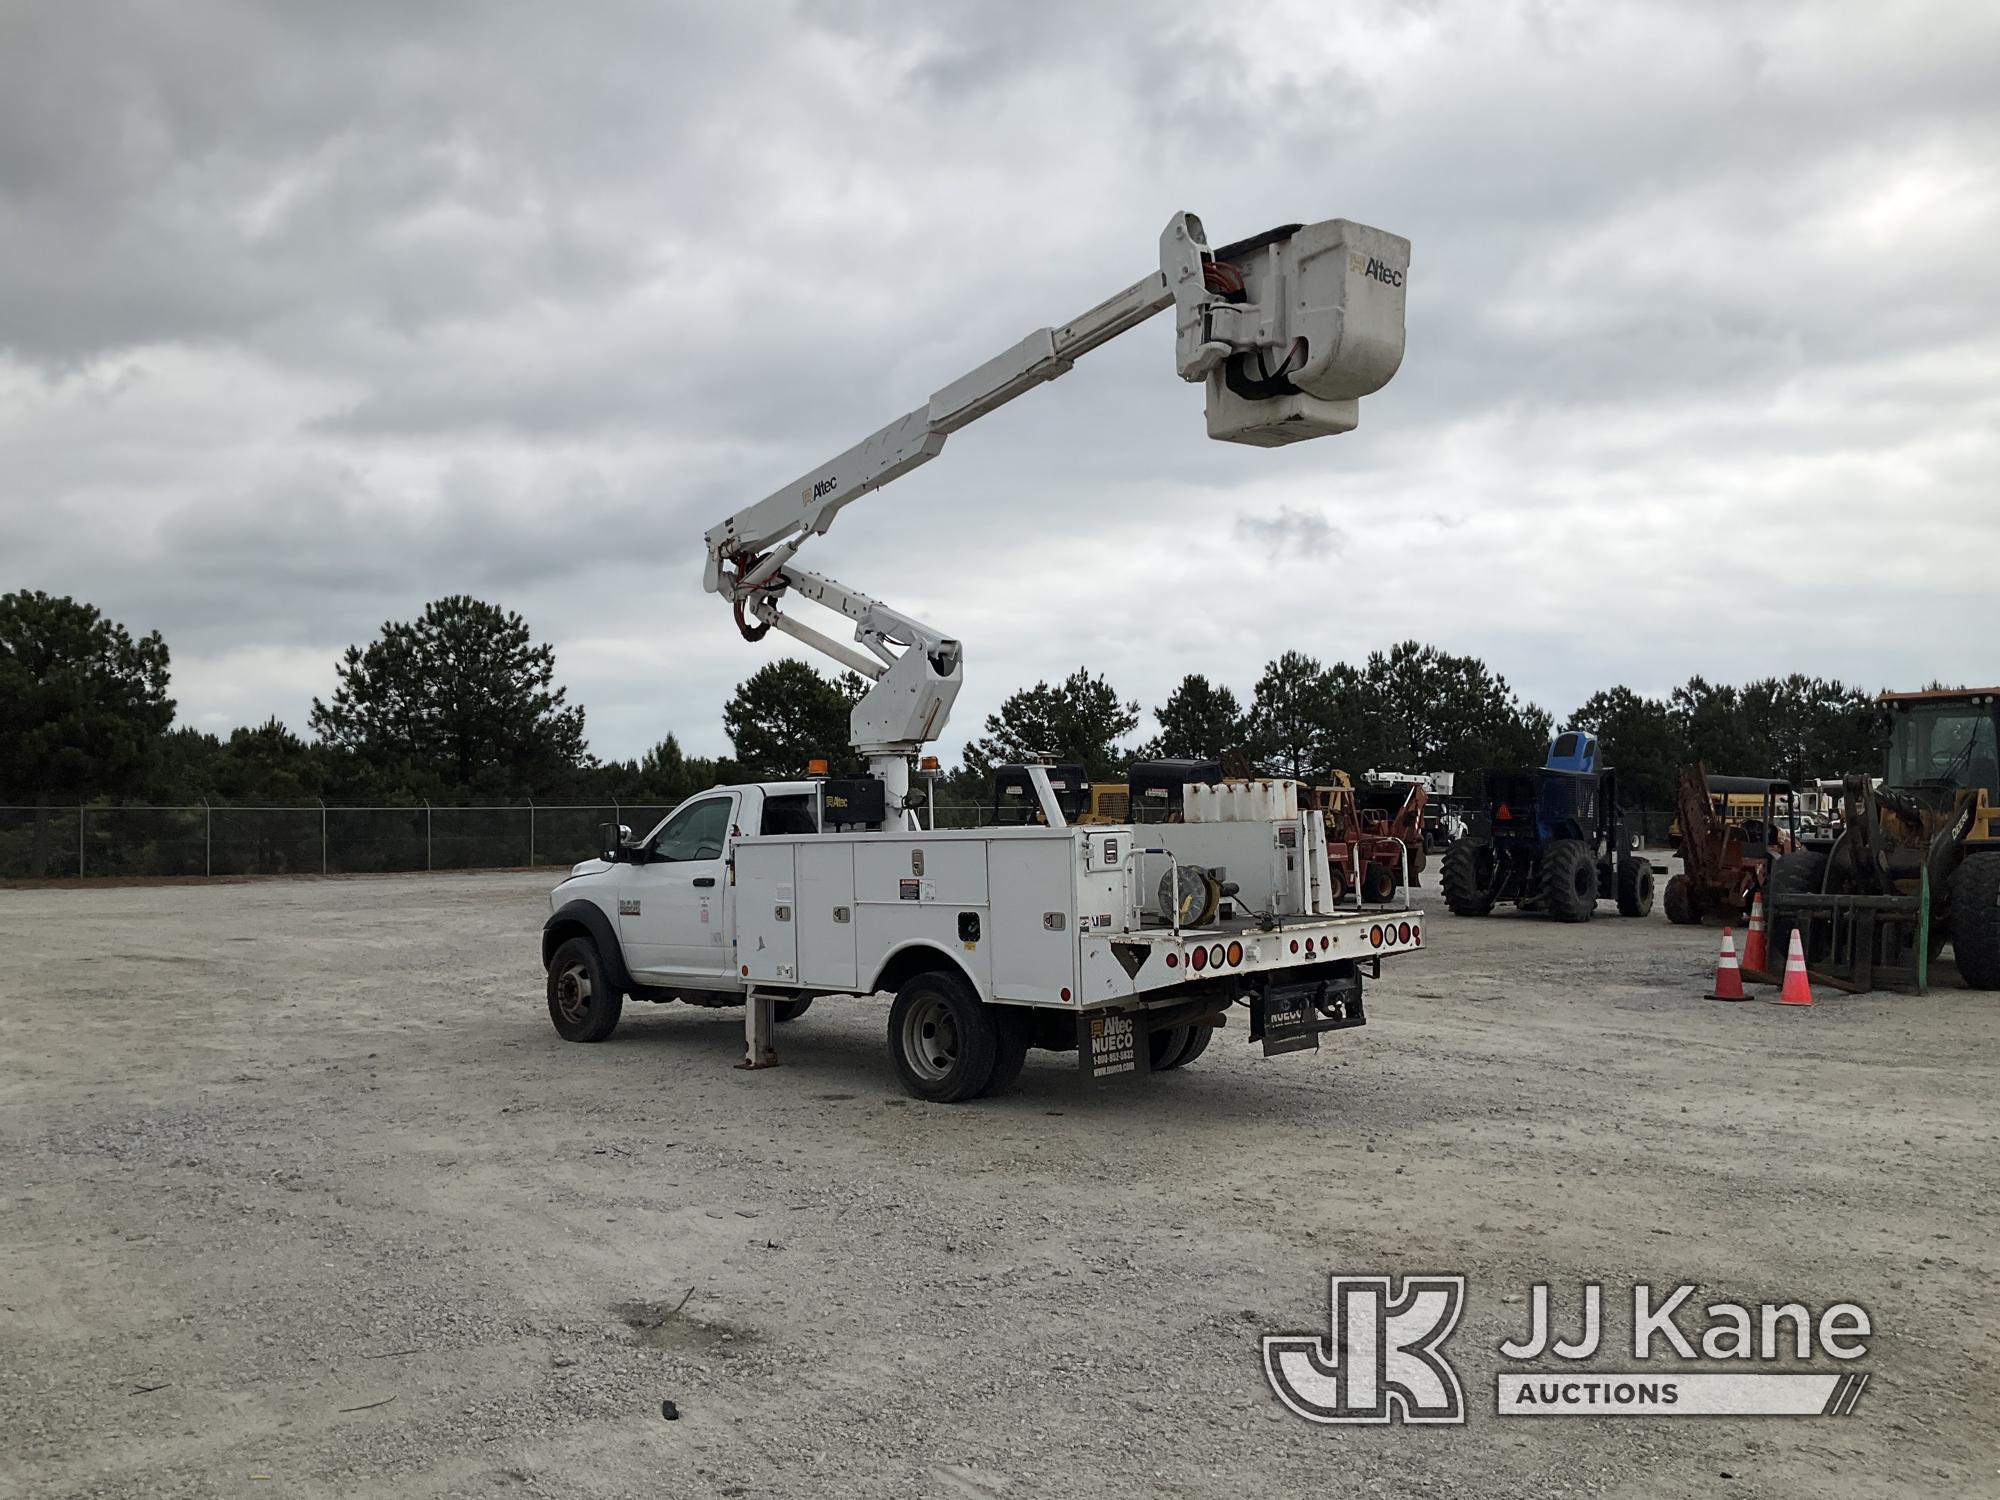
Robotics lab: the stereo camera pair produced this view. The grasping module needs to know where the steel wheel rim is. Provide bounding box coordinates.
[901,995,959,1082]
[556,961,593,1025]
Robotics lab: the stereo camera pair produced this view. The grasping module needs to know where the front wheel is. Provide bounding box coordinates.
[1949,852,2000,989]
[888,971,999,1103]
[1662,871,1700,925]
[1540,840,1597,923]
[547,936,623,1042]
[1616,854,1655,918]
[1765,849,1828,964]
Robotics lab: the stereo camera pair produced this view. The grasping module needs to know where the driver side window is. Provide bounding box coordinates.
[650,797,733,863]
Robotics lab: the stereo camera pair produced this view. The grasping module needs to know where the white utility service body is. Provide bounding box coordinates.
[546,773,1424,1089]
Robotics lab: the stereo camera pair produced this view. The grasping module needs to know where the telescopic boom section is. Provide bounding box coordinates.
[703,210,1410,826]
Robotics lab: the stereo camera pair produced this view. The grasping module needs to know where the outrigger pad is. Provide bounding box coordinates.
[1252,971,1366,1057]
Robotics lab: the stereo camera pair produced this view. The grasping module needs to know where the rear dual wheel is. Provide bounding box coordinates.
[887,971,1028,1102]
[1148,1018,1217,1071]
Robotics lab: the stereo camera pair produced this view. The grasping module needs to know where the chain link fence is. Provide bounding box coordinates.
[0,804,676,881]
[1,797,1683,881]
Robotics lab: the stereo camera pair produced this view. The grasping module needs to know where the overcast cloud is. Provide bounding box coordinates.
[3,0,1996,764]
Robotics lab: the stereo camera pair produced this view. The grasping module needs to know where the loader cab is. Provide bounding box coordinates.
[1884,692,2000,800]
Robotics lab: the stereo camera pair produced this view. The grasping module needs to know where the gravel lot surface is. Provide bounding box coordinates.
[1,870,1994,1498]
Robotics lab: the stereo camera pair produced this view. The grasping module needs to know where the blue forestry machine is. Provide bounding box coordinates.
[1440,730,1655,922]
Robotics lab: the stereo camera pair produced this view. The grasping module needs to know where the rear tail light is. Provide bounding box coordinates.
[1289,939,1300,954]
[1398,921,1412,943]
[1190,945,1207,971]
[1369,925,1384,948]
[1226,941,1243,967]
[1208,944,1226,970]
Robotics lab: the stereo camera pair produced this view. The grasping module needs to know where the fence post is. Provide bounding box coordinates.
[78,805,86,879]
[203,799,211,878]
[319,798,328,875]
[425,800,433,871]
[527,798,536,867]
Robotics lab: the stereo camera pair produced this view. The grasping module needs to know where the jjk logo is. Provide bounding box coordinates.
[1263,1275,1465,1425]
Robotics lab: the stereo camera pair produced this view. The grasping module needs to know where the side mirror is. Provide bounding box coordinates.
[598,822,630,862]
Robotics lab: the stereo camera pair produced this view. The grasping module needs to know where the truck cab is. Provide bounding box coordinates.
[547,782,818,997]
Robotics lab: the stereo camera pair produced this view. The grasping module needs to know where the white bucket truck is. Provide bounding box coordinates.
[542,211,1425,1100]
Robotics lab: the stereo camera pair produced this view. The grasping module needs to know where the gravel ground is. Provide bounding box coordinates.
[1,869,1994,1498]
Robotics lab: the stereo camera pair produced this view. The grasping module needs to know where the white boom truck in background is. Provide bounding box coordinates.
[542,211,1425,1101]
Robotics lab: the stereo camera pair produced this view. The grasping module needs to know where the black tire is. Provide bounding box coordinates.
[547,936,623,1042]
[1949,852,2000,989]
[1148,1024,1192,1071]
[1361,862,1397,904]
[887,970,999,1103]
[981,1006,1033,1096]
[1662,871,1700,925]
[1765,850,1828,965]
[1441,838,1496,917]
[1540,839,1597,923]
[1616,855,1655,918]
[1165,1019,1216,1070]
[774,997,813,1023]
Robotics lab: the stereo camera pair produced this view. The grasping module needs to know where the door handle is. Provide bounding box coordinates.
[693,876,716,888]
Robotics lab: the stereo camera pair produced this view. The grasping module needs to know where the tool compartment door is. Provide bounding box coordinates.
[987,835,1077,1005]
[737,842,799,985]
[795,840,858,991]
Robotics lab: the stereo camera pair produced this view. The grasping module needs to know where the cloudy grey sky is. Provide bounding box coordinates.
[3,0,1996,764]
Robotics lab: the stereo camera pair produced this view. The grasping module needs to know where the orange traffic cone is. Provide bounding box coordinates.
[1774,930,1815,1006]
[1742,894,1769,973]
[1708,927,1747,1001]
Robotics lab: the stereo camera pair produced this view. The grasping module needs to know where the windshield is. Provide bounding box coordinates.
[648,796,734,861]
[1887,706,1999,793]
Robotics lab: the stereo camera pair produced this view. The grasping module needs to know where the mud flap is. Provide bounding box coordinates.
[1251,969,1366,1056]
[1077,1011,1150,1083]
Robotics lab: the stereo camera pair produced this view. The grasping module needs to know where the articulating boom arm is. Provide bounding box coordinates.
[703,210,1410,825]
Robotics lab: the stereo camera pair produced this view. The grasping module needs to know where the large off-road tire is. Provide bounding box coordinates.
[888,970,999,1103]
[773,997,813,1023]
[1441,838,1496,917]
[1540,839,1598,923]
[1948,852,2000,989]
[981,1006,1033,1097]
[1616,854,1655,918]
[1764,850,1828,965]
[547,935,623,1042]
[1662,872,1700,925]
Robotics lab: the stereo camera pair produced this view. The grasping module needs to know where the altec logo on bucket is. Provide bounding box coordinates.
[1263,1277,1872,1424]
